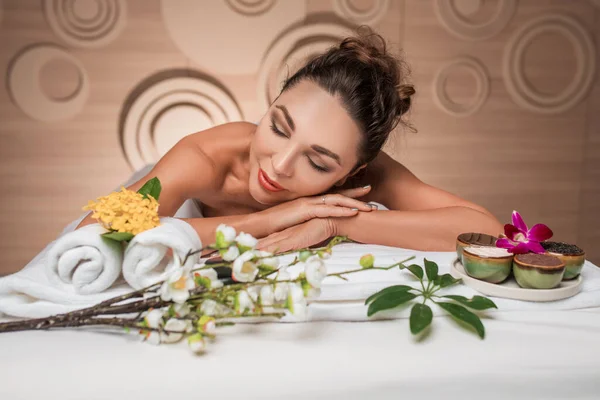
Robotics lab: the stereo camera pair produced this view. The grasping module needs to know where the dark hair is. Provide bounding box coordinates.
[279,25,415,172]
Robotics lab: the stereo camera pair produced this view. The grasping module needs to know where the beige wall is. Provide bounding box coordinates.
[0,0,598,275]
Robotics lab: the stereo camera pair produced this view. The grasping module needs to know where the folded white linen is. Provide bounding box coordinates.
[122,217,203,290]
[44,223,123,295]
[0,240,132,319]
[270,243,600,322]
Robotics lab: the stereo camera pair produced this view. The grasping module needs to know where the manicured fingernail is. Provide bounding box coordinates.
[370,204,378,209]
[363,185,371,189]
[351,208,358,211]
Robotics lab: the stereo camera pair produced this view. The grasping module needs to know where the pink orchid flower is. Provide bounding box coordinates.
[496,210,553,254]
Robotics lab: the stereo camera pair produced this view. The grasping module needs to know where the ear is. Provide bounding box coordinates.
[334,163,367,187]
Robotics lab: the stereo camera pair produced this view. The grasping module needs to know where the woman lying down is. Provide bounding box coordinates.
[76,28,502,253]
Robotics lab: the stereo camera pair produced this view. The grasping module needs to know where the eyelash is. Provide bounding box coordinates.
[269,118,329,173]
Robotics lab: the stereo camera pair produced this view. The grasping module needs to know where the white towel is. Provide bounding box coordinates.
[122,217,203,290]
[0,238,131,319]
[45,223,124,295]
[272,243,600,322]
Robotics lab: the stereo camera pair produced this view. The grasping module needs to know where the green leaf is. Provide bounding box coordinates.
[364,285,413,305]
[442,295,497,310]
[102,231,134,242]
[434,273,460,288]
[137,177,162,201]
[424,259,438,281]
[367,291,417,317]
[406,264,424,280]
[437,302,485,339]
[410,303,433,335]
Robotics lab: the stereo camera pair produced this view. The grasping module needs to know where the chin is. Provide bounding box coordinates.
[248,181,276,206]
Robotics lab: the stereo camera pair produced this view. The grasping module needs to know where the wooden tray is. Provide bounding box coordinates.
[450,258,582,302]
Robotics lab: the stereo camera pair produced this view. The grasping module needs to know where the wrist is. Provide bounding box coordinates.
[326,217,340,237]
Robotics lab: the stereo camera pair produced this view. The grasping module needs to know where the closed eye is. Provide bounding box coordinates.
[269,116,329,173]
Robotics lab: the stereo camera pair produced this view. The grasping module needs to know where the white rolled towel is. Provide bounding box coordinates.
[123,217,202,290]
[45,223,124,295]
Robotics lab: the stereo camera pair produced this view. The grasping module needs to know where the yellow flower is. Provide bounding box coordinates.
[82,186,160,235]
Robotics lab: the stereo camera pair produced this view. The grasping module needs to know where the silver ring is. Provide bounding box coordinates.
[321,195,326,204]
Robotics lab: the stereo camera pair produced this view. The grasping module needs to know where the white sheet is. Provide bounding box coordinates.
[1,309,599,400]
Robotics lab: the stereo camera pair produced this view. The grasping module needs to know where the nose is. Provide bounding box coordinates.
[271,144,295,177]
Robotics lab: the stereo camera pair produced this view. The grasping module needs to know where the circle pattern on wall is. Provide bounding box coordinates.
[503,13,596,114]
[161,0,306,75]
[8,45,90,122]
[119,70,243,170]
[433,57,490,117]
[333,0,390,26]
[43,0,126,48]
[433,0,516,41]
[590,0,600,9]
[225,0,276,16]
[256,23,352,112]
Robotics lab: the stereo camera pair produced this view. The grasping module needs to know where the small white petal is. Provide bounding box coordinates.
[171,289,190,304]
[305,256,327,289]
[236,290,253,313]
[247,285,260,302]
[274,282,288,302]
[145,309,164,329]
[259,285,275,306]
[232,251,258,282]
[200,299,217,316]
[161,319,186,343]
[222,245,240,261]
[203,319,216,335]
[144,331,161,346]
[173,303,191,317]
[236,232,258,249]
[217,224,237,244]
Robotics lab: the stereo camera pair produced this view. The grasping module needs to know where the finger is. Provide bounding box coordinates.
[323,194,374,211]
[333,185,371,198]
[312,205,361,218]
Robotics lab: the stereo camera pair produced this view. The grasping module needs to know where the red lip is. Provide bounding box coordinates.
[258,168,284,192]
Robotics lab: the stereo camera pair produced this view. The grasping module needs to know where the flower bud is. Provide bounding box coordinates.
[359,254,375,269]
[187,333,206,353]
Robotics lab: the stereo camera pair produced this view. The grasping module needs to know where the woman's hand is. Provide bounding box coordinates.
[257,185,374,235]
[256,218,336,253]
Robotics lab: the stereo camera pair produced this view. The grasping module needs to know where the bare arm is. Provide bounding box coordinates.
[334,152,503,251]
[75,122,275,248]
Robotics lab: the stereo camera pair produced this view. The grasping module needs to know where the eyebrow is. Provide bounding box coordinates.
[276,105,295,132]
[276,104,342,166]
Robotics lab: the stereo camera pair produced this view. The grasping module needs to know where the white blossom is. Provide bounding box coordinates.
[259,285,275,306]
[235,290,254,314]
[194,268,223,288]
[144,309,164,329]
[221,245,240,261]
[172,303,191,318]
[216,224,236,248]
[236,232,258,252]
[232,250,259,282]
[200,299,217,316]
[160,265,195,304]
[160,318,187,343]
[305,256,327,288]
[160,253,195,304]
[285,283,307,317]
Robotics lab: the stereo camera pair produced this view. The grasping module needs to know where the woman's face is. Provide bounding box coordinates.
[248,79,363,205]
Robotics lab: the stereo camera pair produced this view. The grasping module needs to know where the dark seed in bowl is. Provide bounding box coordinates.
[541,241,584,256]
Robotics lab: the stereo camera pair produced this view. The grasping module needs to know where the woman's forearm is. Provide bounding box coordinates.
[333,207,504,251]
